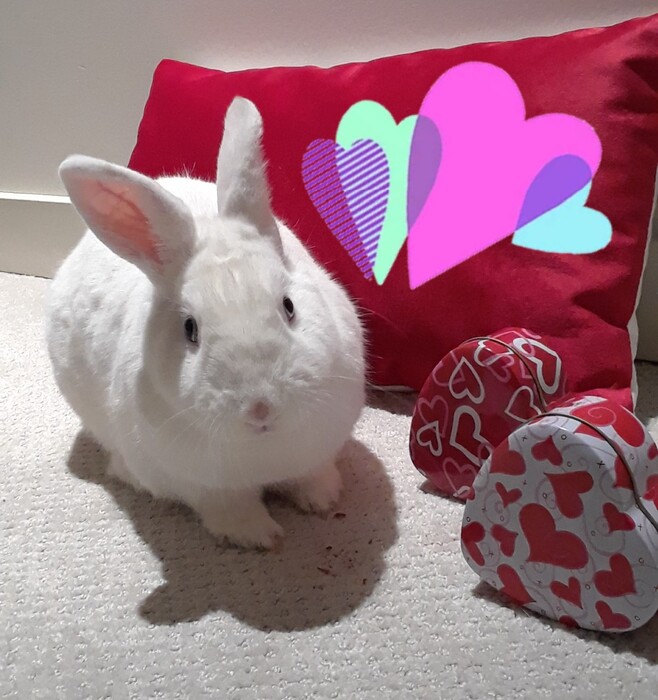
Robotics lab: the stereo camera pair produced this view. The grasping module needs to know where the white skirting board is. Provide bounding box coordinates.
[2,195,657,361]
[0,195,82,279]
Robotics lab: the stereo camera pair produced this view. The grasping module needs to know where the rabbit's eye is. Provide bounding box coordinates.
[283,296,294,322]
[184,316,199,344]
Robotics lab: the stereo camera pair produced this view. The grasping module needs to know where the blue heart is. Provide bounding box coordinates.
[517,155,592,230]
[512,182,612,254]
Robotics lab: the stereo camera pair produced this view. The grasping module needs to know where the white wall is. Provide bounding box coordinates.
[4,0,657,196]
[2,0,658,355]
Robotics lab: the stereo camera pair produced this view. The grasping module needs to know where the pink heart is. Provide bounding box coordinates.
[407,62,602,289]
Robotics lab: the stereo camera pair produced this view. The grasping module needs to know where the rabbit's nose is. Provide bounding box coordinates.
[249,400,271,422]
[244,399,275,431]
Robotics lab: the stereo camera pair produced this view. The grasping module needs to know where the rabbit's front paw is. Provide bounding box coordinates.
[285,460,343,515]
[107,452,145,492]
[199,489,284,550]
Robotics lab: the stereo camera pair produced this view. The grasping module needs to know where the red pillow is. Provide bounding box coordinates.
[129,14,658,410]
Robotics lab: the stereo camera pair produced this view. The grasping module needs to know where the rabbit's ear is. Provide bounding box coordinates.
[215,97,281,249]
[59,156,195,283]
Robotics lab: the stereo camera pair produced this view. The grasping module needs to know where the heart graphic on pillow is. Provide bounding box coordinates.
[512,181,612,254]
[302,62,610,289]
[515,154,592,230]
[407,61,605,289]
[336,101,422,285]
[301,138,389,279]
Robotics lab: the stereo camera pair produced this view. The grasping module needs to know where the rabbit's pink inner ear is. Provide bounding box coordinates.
[76,178,163,267]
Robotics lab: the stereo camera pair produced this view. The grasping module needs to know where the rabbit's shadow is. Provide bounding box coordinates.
[67,432,398,632]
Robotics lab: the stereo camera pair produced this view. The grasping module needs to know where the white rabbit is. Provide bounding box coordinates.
[46,97,366,549]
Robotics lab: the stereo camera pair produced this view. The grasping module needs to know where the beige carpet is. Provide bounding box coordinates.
[2,270,658,699]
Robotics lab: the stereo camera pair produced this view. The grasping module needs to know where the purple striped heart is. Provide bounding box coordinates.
[302,138,390,279]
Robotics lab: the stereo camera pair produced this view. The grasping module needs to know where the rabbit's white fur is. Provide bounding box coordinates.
[46,98,365,549]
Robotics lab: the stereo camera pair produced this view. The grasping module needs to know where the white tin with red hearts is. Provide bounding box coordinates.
[461,395,658,632]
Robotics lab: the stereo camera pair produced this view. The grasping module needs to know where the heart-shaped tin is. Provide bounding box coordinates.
[461,394,658,632]
[410,328,567,499]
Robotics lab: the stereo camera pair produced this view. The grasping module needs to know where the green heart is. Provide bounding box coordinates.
[336,101,416,285]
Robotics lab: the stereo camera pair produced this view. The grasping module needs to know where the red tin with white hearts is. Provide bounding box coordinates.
[461,394,658,633]
[409,328,566,500]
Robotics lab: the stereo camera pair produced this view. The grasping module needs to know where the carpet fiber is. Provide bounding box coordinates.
[2,271,658,699]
